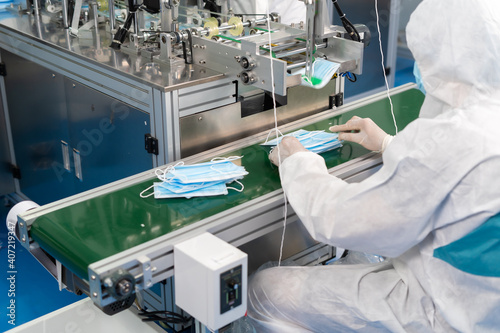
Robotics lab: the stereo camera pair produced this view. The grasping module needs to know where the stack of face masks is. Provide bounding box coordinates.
[140,156,248,199]
[261,129,342,154]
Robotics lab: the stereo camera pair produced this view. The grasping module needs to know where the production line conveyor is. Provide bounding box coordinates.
[15,86,424,315]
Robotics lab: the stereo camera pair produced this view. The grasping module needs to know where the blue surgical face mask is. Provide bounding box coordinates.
[262,129,342,154]
[140,180,244,199]
[155,156,248,184]
[153,181,228,199]
[298,58,341,89]
[140,156,247,199]
[413,62,426,95]
[165,179,227,194]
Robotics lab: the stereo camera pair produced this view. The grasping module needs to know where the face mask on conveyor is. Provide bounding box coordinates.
[261,129,342,154]
[140,156,248,199]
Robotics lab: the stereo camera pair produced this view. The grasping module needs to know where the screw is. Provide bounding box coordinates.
[198,116,203,121]
[91,275,96,280]
[117,279,132,296]
[103,277,113,288]
[21,237,26,242]
[199,60,206,64]
[93,292,97,297]
[200,45,206,49]
[19,222,24,228]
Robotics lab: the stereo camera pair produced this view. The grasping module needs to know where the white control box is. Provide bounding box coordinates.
[174,233,248,331]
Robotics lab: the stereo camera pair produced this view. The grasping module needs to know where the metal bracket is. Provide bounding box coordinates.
[0,62,6,76]
[330,92,344,108]
[138,255,153,289]
[145,133,159,155]
[17,217,30,250]
[10,164,20,179]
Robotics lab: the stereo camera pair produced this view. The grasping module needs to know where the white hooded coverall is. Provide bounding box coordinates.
[246,0,500,331]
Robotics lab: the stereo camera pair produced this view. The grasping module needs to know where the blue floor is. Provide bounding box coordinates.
[0,202,84,332]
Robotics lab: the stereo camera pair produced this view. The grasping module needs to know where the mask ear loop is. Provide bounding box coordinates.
[211,156,242,163]
[264,128,284,144]
[294,130,324,140]
[155,162,184,181]
[140,184,155,198]
[227,180,244,192]
[209,157,245,174]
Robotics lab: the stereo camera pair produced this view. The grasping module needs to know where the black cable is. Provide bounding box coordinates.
[182,29,194,64]
[331,0,361,42]
[138,309,192,325]
[342,71,357,82]
[110,0,142,49]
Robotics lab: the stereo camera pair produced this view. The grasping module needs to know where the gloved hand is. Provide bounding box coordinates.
[329,116,393,152]
[269,136,308,166]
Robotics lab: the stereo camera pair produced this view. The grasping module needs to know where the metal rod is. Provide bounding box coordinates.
[199,17,267,36]
[33,0,40,16]
[304,0,316,78]
[270,41,305,52]
[132,11,139,35]
[62,0,69,28]
[92,2,99,29]
[287,61,306,70]
[108,0,116,32]
[275,43,326,59]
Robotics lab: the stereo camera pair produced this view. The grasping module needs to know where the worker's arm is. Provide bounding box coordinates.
[278,150,439,258]
[269,117,469,257]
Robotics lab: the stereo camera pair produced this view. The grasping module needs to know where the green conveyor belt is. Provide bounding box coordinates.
[30,89,424,279]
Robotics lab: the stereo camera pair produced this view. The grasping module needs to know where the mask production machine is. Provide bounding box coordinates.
[0,0,423,331]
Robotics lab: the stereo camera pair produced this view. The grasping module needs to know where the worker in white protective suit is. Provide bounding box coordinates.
[246,0,500,331]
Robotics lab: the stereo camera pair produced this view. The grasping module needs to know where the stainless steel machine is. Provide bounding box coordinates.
[0,0,421,331]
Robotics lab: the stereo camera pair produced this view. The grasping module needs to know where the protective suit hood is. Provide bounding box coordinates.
[406,0,500,118]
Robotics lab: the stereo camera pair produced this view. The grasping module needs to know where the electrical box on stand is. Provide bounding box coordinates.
[174,233,248,331]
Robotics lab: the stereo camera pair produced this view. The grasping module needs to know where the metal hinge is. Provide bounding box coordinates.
[329,92,344,108]
[144,134,159,155]
[0,62,6,76]
[10,164,20,179]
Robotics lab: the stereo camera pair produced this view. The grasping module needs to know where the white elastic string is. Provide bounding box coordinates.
[210,155,242,162]
[265,5,288,267]
[264,128,284,144]
[155,161,184,181]
[140,184,155,198]
[375,0,398,134]
[227,180,244,192]
[295,130,324,140]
